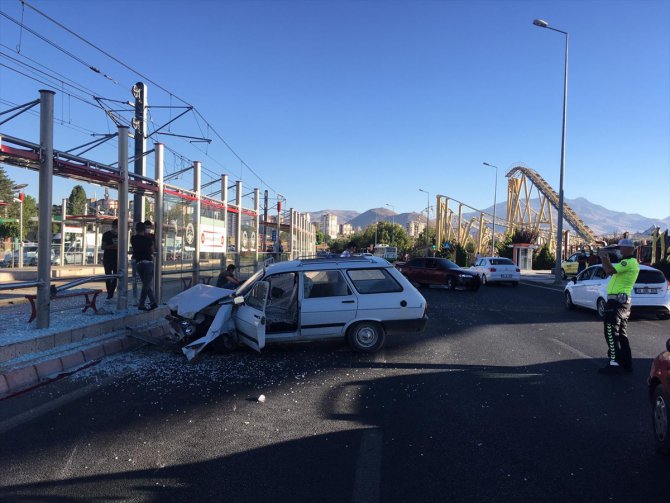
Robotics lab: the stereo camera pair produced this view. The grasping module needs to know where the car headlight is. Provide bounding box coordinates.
[179,320,194,336]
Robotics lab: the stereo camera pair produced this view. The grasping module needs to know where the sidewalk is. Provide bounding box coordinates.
[0,277,178,399]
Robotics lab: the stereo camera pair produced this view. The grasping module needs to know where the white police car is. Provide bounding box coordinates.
[167,256,428,359]
[564,264,670,319]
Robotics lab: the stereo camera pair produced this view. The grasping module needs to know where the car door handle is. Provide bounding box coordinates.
[341,300,355,304]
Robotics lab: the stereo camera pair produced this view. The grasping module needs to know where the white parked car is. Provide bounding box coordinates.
[167,255,428,359]
[470,257,521,286]
[564,264,670,320]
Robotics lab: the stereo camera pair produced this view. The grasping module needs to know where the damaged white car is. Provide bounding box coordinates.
[167,256,428,360]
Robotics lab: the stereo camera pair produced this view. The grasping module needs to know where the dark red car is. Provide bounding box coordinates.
[397,257,480,291]
[648,337,670,453]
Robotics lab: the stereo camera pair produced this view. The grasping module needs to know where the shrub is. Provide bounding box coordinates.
[533,244,555,270]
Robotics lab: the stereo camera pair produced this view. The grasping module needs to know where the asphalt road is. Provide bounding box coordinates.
[1,280,668,502]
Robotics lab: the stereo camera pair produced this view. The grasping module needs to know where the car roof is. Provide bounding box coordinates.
[265,255,393,273]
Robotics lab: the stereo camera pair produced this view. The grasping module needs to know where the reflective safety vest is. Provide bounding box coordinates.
[606,256,640,295]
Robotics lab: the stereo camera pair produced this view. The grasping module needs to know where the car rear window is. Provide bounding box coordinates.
[347,268,403,294]
[636,269,666,284]
[490,258,514,265]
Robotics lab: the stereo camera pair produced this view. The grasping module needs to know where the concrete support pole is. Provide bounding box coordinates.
[36,89,54,329]
[116,126,129,311]
[221,174,228,269]
[289,208,295,260]
[192,161,201,286]
[253,188,260,266]
[154,142,164,303]
[263,190,269,253]
[60,199,67,264]
[235,180,242,269]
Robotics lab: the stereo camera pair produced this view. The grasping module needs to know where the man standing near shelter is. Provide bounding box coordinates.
[101,219,119,300]
[597,239,640,374]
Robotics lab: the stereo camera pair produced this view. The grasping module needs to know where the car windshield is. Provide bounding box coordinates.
[235,267,266,296]
[439,259,460,270]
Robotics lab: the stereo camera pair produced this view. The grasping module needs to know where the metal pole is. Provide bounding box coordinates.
[154,142,164,303]
[254,188,260,265]
[132,82,147,226]
[492,166,498,257]
[193,161,201,286]
[116,126,129,311]
[553,32,569,283]
[18,201,23,268]
[221,174,228,269]
[263,190,268,252]
[235,180,242,268]
[36,89,54,329]
[60,198,67,264]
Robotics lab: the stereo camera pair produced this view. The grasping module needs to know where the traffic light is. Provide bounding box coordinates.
[431,237,436,250]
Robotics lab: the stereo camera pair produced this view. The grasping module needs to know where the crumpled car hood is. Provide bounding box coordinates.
[167,283,235,318]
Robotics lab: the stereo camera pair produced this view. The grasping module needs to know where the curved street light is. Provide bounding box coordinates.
[533,18,569,284]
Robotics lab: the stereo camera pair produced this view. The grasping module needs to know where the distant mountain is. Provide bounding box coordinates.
[309,208,426,230]
[309,198,669,237]
[466,197,670,236]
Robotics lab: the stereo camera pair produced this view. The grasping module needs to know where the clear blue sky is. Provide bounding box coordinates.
[1,0,668,219]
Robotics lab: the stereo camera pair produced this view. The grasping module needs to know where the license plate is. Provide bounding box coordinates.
[501,274,512,278]
[635,287,657,294]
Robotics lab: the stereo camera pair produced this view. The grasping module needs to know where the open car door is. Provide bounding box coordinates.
[234,281,269,352]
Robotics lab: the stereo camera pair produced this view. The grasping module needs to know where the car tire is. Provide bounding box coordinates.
[561,269,567,280]
[446,277,455,290]
[652,384,670,454]
[597,298,606,318]
[512,281,519,287]
[481,274,488,286]
[347,321,385,353]
[564,291,574,309]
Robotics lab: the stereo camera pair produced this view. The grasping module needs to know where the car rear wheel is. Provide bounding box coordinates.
[564,291,574,309]
[597,298,606,318]
[347,321,385,353]
[481,274,488,286]
[652,384,670,454]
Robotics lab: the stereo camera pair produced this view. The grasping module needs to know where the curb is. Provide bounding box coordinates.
[0,334,142,399]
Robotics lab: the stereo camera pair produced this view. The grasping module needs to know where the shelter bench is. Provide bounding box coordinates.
[24,288,103,323]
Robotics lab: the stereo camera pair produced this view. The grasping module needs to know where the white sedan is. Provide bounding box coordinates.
[564,264,670,320]
[470,257,521,286]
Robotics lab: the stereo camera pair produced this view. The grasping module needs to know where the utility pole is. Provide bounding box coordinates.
[132,82,147,226]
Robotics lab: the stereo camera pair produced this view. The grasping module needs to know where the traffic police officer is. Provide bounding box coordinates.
[598,238,640,374]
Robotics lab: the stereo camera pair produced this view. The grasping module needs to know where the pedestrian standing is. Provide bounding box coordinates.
[130,221,158,311]
[597,239,640,374]
[577,250,588,274]
[101,219,119,300]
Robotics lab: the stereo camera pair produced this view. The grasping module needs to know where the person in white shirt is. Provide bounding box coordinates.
[340,241,356,257]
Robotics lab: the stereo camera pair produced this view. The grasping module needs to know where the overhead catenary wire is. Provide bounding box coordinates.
[18,0,280,195]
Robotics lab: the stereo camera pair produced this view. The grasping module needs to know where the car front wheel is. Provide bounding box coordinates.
[564,291,574,309]
[652,384,670,454]
[597,298,606,318]
[347,321,385,353]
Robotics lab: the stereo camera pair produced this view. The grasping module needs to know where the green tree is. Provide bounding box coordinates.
[68,185,88,216]
[315,229,325,245]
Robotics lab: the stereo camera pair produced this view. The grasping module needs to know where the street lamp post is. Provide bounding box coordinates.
[385,203,395,245]
[419,188,430,254]
[482,163,498,256]
[533,18,569,284]
[13,183,28,268]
